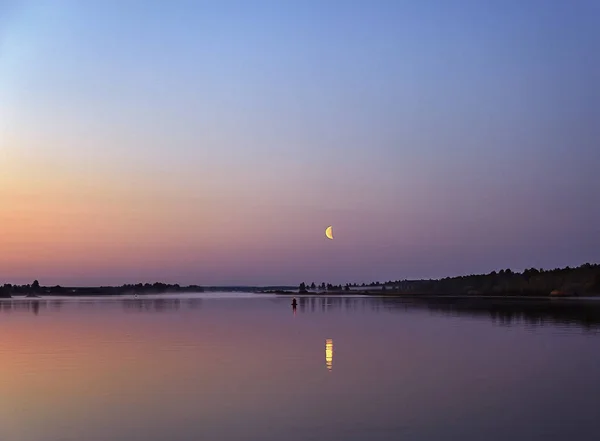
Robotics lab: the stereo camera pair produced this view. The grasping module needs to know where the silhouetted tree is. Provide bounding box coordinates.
[310,282,316,290]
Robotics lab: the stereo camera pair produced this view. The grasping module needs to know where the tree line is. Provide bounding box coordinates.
[0,281,205,298]
[298,263,600,296]
[298,282,357,293]
[402,263,600,296]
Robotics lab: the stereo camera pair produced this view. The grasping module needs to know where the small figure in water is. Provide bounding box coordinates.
[291,297,298,309]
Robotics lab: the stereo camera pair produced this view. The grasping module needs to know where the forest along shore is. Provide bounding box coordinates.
[279,263,600,298]
[0,282,295,298]
[2,263,599,299]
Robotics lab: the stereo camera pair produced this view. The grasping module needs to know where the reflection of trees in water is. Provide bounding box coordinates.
[0,300,48,315]
[0,297,203,315]
[50,300,64,310]
[123,298,183,312]
[2,295,599,330]
[377,297,600,331]
[186,298,203,310]
[296,296,375,313]
[122,298,203,313]
[293,296,600,331]
[296,296,403,314]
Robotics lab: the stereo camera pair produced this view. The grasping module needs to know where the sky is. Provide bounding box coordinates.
[1,0,599,286]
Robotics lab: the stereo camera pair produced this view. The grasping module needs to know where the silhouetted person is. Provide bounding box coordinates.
[291,297,298,309]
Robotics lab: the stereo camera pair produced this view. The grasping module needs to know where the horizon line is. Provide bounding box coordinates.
[3,261,597,289]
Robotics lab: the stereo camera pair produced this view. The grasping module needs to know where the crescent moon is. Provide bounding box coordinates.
[325,226,333,240]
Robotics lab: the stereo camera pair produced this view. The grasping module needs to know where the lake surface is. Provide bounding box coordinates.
[1,294,600,441]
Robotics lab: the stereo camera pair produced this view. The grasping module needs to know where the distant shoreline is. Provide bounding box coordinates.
[0,284,296,299]
[2,262,598,299]
[1,289,598,300]
[1,289,597,300]
[264,289,599,298]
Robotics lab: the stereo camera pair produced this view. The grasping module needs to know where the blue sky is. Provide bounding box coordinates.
[1,0,599,285]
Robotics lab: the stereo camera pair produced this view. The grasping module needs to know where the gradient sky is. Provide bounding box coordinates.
[1,0,599,286]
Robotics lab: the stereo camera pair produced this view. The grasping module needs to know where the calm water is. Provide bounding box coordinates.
[1,294,600,441]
